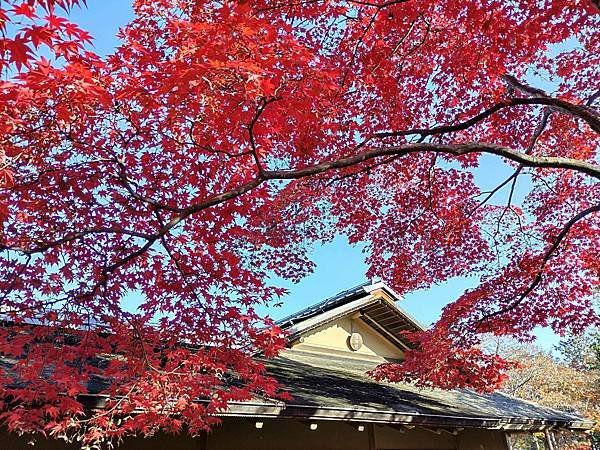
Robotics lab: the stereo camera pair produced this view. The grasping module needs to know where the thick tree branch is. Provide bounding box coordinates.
[262,142,600,180]
[25,141,596,281]
[373,97,600,139]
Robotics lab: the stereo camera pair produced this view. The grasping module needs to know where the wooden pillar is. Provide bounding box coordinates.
[368,423,376,450]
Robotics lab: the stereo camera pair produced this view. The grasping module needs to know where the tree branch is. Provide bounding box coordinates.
[373,96,599,139]
[261,142,600,180]
[474,203,600,326]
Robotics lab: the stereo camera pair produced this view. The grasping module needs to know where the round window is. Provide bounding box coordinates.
[348,332,363,351]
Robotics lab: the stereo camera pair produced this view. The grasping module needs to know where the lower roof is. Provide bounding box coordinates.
[68,347,592,431]
[219,349,592,431]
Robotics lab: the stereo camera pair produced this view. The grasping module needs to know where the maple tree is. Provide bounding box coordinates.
[0,0,599,445]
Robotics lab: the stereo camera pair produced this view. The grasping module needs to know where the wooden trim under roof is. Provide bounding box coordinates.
[210,402,596,432]
[74,396,595,432]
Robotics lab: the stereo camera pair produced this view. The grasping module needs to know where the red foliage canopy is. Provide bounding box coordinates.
[0,0,598,445]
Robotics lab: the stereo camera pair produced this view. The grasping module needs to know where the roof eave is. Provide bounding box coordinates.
[75,395,593,432]
[216,401,595,432]
[363,282,428,331]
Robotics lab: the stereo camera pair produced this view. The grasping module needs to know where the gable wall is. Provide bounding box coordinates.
[292,316,404,360]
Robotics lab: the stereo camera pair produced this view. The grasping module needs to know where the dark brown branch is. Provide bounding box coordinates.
[248,97,279,175]
[492,108,553,234]
[98,139,600,278]
[1,227,155,256]
[373,97,599,139]
[325,154,402,185]
[257,0,409,12]
[261,142,600,180]
[468,169,519,217]
[8,90,596,302]
[502,74,550,97]
[586,89,600,107]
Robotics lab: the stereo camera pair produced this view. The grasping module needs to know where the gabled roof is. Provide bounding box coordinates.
[277,281,425,350]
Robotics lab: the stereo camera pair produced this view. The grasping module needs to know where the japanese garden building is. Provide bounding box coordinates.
[1,281,593,449]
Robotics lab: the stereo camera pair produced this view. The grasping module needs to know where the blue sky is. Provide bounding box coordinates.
[66,1,559,350]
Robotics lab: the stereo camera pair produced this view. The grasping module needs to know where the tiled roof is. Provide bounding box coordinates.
[276,281,373,327]
[241,349,593,430]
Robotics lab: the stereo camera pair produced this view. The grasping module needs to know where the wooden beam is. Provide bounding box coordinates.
[368,423,376,450]
[361,313,411,350]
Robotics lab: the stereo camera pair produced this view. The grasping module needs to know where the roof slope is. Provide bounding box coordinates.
[2,282,593,432]
[68,347,593,432]
[226,348,592,431]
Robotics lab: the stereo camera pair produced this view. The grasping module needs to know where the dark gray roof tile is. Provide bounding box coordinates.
[260,349,591,428]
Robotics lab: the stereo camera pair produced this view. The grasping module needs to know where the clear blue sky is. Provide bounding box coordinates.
[66,1,559,350]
